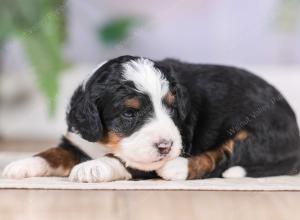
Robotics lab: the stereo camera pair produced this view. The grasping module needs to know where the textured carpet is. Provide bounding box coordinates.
[1,152,300,191]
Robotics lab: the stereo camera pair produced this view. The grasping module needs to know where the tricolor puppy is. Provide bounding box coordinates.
[3,55,300,182]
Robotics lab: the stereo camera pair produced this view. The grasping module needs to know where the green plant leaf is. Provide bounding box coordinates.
[21,16,66,116]
[98,16,141,45]
[0,0,66,116]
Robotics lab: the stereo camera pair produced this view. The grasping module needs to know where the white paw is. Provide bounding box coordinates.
[69,157,131,183]
[222,166,247,178]
[2,157,50,179]
[156,157,188,180]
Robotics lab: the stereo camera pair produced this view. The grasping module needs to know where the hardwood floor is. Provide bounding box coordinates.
[0,190,299,220]
[0,139,56,152]
[1,140,299,220]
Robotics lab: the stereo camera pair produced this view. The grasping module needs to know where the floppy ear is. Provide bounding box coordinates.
[175,84,191,121]
[66,87,103,142]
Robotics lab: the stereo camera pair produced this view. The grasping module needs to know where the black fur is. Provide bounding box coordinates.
[67,55,300,178]
[67,86,104,142]
[59,137,92,163]
[159,58,300,177]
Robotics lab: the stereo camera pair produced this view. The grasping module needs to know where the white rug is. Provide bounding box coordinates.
[1,152,300,191]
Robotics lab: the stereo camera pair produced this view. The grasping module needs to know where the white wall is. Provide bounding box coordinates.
[65,0,300,65]
[1,0,300,140]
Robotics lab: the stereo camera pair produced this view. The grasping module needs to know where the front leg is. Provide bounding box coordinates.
[156,157,189,180]
[3,147,78,179]
[69,157,132,182]
[3,137,88,179]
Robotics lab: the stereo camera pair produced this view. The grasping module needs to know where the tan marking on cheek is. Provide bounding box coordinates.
[164,92,175,106]
[234,130,248,141]
[101,132,122,150]
[37,148,78,173]
[125,98,140,109]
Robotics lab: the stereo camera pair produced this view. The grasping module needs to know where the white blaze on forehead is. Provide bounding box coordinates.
[122,58,169,112]
[118,58,183,171]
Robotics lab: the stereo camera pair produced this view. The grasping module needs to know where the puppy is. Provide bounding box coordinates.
[3,55,300,182]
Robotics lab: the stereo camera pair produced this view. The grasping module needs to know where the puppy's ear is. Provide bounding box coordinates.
[175,84,191,121]
[66,87,103,142]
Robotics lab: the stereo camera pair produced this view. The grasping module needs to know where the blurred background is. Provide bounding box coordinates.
[0,0,300,151]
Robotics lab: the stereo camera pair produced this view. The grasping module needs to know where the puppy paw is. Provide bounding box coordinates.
[222,166,247,178]
[69,157,131,183]
[156,157,188,180]
[2,157,51,179]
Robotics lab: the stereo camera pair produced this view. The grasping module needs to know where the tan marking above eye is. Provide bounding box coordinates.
[234,130,248,141]
[164,92,175,106]
[125,98,140,109]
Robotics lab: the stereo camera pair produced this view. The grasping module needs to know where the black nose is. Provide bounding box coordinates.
[154,139,173,155]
